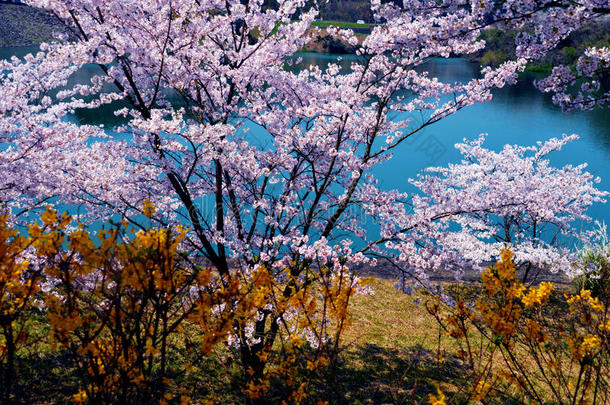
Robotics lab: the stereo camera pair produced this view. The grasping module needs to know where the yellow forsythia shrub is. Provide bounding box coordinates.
[428,249,609,404]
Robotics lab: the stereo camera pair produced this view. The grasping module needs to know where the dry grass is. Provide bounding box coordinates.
[343,278,446,351]
[310,278,469,404]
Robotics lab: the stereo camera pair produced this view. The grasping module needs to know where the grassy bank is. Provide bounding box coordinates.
[312,20,371,29]
[7,277,466,404]
[9,275,583,404]
[334,278,466,404]
[14,259,610,405]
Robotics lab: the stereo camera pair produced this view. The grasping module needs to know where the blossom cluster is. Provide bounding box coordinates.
[375,135,608,282]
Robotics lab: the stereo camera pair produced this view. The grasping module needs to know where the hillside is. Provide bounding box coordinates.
[475,19,610,69]
[0,3,67,47]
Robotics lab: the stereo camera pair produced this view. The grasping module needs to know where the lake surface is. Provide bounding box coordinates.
[297,53,610,236]
[3,46,610,239]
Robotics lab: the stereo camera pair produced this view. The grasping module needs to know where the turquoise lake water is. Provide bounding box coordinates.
[295,53,610,235]
[2,46,609,237]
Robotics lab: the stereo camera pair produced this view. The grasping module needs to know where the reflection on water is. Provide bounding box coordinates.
[0,45,41,60]
[2,47,610,228]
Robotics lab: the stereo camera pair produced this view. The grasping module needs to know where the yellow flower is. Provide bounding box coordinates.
[567,289,604,312]
[72,389,88,404]
[288,333,303,348]
[41,206,58,226]
[142,198,156,218]
[522,282,553,307]
[496,250,517,281]
[525,319,546,343]
[473,378,491,400]
[507,283,526,299]
[582,334,602,355]
[428,387,446,405]
[568,334,602,360]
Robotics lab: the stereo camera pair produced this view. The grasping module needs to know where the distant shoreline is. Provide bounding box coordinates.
[3,2,604,73]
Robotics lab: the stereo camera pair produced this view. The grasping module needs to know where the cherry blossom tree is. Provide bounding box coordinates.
[0,0,607,401]
[373,134,608,286]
